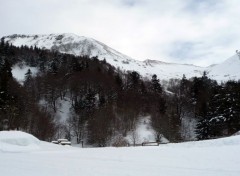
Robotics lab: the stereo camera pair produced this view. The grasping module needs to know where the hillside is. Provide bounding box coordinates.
[3,33,240,82]
[1,34,240,145]
[0,131,240,176]
[207,54,240,82]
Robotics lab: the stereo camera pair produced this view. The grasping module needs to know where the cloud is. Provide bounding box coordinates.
[0,0,240,66]
[120,0,139,7]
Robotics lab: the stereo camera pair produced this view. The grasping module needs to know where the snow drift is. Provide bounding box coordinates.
[0,131,40,152]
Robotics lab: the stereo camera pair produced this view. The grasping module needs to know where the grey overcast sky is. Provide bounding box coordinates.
[0,0,240,66]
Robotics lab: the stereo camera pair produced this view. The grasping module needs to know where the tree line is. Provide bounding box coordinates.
[0,38,240,146]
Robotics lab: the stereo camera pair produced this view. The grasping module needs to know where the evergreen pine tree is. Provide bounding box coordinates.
[151,74,162,94]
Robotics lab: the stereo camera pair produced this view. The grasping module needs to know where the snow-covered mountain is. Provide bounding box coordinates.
[3,33,240,82]
[207,54,240,82]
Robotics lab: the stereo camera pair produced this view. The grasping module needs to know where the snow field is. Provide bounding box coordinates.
[0,131,240,176]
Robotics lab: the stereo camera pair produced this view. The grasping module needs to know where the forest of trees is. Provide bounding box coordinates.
[0,38,240,146]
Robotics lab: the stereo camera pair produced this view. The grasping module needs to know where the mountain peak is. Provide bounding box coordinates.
[2,33,240,82]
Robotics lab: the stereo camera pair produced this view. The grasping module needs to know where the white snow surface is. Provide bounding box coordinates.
[125,116,169,144]
[0,131,240,176]
[39,97,71,123]
[12,64,38,84]
[207,54,240,82]
[233,130,240,136]
[0,131,40,152]
[4,33,240,82]
[56,98,71,123]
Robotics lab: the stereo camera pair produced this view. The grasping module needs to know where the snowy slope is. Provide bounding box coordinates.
[0,131,240,176]
[12,65,38,85]
[207,54,240,82]
[3,33,240,82]
[3,33,137,72]
[125,116,169,144]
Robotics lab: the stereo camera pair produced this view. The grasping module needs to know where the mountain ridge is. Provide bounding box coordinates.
[2,33,240,82]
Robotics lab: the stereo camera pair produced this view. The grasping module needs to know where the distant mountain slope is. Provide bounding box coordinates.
[2,33,240,82]
[207,54,240,82]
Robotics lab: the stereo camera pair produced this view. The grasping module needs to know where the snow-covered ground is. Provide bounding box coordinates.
[12,64,38,85]
[0,131,239,176]
[55,98,72,123]
[125,116,169,144]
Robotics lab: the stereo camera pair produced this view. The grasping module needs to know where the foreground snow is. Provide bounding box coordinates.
[0,131,240,176]
[0,131,40,152]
